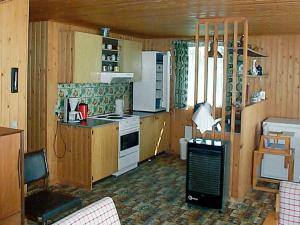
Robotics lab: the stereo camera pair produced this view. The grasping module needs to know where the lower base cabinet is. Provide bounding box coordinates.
[0,128,24,224]
[139,112,170,162]
[57,123,118,189]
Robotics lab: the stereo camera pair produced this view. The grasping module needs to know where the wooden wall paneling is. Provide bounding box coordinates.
[0,0,28,150]
[239,101,267,199]
[27,22,47,152]
[293,37,300,118]
[287,35,295,118]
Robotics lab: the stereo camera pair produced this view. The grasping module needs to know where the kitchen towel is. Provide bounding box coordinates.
[192,102,215,133]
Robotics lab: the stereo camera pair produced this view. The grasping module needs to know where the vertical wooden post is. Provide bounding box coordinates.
[212,23,218,138]
[192,23,200,138]
[221,21,228,138]
[204,22,209,102]
[242,20,249,108]
[230,21,238,196]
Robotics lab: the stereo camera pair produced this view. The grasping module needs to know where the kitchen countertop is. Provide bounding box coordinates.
[130,110,167,118]
[59,118,117,128]
[60,111,168,128]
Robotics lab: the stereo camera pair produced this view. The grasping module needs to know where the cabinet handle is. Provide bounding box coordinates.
[18,148,21,188]
[140,122,143,125]
[116,127,119,130]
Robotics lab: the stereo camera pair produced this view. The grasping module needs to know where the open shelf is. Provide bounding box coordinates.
[247,74,269,78]
[246,99,267,107]
[228,47,267,57]
[102,49,118,52]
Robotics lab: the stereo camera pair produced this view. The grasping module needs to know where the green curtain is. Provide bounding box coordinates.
[173,41,189,109]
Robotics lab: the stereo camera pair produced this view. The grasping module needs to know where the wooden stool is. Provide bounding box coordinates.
[253,135,294,193]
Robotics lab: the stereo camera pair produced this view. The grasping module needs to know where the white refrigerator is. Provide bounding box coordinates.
[133,51,171,112]
[261,117,300,182]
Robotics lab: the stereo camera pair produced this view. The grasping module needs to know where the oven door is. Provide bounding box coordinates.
[119,128,139,157]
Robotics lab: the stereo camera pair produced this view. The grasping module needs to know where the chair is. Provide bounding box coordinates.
[53,197,121,225]
[253,134,294,193]
[263,181,300,225]
[24,149,82,224]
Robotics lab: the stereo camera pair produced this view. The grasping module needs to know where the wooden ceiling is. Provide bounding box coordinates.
[29,0,300,38]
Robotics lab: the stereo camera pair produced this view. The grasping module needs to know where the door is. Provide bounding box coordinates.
[73,32,102,83]
[91,124,118,181]
[153,112,170,154]
[119,40,142,81]
[140,116,155,162]
[0,133,21,219]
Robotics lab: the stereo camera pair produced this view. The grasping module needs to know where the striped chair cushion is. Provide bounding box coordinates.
[279,181,300,225]
[53,197,121,225]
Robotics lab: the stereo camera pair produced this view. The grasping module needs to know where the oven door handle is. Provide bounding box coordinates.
[119,129,140,136]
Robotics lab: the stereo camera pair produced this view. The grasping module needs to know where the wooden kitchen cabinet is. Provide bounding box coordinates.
[57,123,118,189]
[0,128,24,223]
[139,112,170,162]
[154,112,170,154]
[59,31,102,83]
[119,39,142,81]
[91,124,118,181]
[140,116,155,162]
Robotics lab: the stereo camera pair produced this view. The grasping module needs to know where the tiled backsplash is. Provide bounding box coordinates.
[56,83,132,120]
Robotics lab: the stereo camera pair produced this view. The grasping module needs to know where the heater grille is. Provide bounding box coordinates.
[188,148,222,196]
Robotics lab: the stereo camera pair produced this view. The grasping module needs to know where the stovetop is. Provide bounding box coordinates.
[93,113,136,121]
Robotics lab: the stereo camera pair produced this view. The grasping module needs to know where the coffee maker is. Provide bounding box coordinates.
[63,97,83,123]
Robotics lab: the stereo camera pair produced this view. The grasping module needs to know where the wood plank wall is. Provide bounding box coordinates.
[249,35,300,119]
[0,0,28,148]
[27,21,99,182]
[239,100,267,199]
[28,22,47,152]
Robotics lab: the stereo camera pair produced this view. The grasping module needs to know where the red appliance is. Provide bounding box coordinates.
[78,103,88,120]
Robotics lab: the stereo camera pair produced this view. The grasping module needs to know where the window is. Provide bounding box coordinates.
[187,45,224,107]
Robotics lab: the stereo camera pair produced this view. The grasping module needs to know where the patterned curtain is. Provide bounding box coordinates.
[173,41,189,109]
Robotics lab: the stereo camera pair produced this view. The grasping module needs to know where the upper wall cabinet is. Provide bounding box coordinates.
[59,31,102,83]
[119,40,142,82]
[73,32,102,83]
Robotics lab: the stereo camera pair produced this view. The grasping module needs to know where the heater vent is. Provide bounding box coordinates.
[188,150,222,195]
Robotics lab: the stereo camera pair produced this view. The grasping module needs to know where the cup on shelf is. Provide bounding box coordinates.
[103,65,107,72]
[114,66,120,72]
[111,55,116,61]
[102,54,106,60]
[106,55,111,61]
[107,44,112,50]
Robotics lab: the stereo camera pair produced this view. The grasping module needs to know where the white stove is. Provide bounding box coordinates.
[91,113,140,176]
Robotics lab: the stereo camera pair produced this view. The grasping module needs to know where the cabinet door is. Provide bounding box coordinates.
[73,32,102,83]
[0,134,21,219]
[119,40,142,81]
[140,116,155,162]
[154,112,170,154]
[57,125,92,189]
[91,124,118,181]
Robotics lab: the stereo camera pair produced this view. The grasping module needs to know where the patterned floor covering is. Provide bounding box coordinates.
[28,153,275,224]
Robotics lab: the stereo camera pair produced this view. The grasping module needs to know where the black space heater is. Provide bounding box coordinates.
[186,138,230,211]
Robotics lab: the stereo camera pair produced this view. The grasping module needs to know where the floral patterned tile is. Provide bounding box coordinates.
[56,82,131,118]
